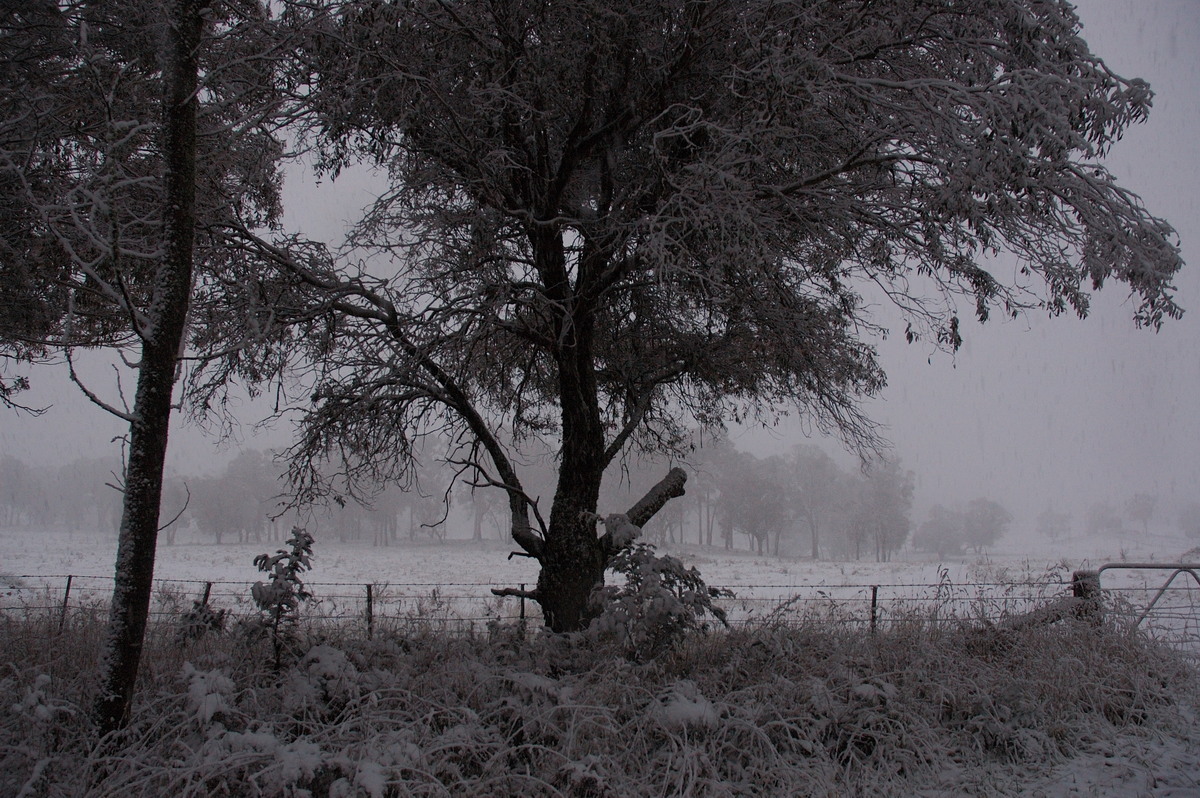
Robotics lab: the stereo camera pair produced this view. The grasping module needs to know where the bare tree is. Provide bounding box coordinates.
[237,0,1182,631]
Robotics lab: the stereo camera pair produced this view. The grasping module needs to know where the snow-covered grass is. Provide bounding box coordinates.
[2,527,1198,795]
[2,593,1198,797]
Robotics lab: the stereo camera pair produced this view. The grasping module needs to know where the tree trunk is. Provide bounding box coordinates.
[93,0,201,737]
[536,319,606,632]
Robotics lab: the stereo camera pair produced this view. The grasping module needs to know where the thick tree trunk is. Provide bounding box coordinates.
[93,0,201,737]
[537,330,607,632]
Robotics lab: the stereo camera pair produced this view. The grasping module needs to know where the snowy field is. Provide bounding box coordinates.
[3,524,1198,652]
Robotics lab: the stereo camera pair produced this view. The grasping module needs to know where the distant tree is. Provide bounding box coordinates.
[468,483,506,542]
[963,498,1013,554]
[191,476,245,545]
[0,455,35,527]
[717,453,792,555]
[1086,501,1124,536]
[53,457,124,534]
[913,505,967,559]
[1036,506,1073,541]
[840,460,914,562]
[1126,493,1157,536]
[788,444,843,560]
[687,434,740,549]
[1176,503,1200,540]
[189,451,284,544]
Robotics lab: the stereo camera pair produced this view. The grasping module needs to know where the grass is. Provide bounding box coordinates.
[1,597,1197,797]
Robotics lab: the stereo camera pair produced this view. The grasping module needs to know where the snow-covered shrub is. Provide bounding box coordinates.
[652,679,720,732]
[284,644,362,719]
[181,662,235,726]
[11,673,74,725]
[176,596,229,645]
[589,542,732,660]
[250,526,316,672]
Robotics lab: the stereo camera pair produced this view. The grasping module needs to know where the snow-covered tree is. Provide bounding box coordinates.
[0,0,295,733]
[788,444,843,560]
[914,505,967,559]
[963,497,1013,554]
[236,0,1180,631]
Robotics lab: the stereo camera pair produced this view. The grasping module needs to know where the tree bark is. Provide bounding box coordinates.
[537,318,607,631]
[93,0,201,737]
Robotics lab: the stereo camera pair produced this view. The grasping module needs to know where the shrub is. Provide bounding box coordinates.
[251,526,316,673]
[588,542,733,660]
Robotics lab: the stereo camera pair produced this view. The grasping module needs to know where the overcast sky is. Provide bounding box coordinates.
[2,0,1198,530]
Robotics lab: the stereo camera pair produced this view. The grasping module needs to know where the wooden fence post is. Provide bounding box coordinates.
[365,584,374,640]
[1071,570,1102,624]
[59,575,73,632]
[870,585,879,634]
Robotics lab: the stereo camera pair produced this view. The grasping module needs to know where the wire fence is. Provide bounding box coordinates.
[2,568,1197,657]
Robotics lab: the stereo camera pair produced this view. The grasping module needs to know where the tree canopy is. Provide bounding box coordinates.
[217,0,1186,631]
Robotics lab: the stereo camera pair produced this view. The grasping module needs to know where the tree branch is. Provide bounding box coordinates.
[626,466,687,528]
[491,586,540,600]
[599,466,687,556]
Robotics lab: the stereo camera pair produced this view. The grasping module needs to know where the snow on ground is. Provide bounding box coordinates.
[2,523,1194,584]
[1,525,1197,629]
[2,525,1198,797]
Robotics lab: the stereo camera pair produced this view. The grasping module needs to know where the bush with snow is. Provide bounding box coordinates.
[250,526,316,672]
[589,542,733,660]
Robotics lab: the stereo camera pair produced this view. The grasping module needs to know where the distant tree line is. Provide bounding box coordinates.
[0,439,918,561]
[5,447,1197,558]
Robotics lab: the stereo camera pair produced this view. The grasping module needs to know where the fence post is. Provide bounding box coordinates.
[59,575,73,632]
[519,584,526,621]
[365,584,374,640]
[201,581,212,606]
[870,585,878,634]
[1072,570,1102,625]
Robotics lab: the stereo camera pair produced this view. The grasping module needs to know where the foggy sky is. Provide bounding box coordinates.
[2,0,1198,531]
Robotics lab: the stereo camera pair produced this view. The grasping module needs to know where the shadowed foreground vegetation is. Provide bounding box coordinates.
[2,604,1196,797]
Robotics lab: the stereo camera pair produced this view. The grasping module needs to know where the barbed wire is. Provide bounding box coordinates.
[2,571,1195,652]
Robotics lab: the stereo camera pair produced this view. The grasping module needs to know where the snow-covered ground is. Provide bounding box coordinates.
[2,523,1195,585]
[0,523,1195,628]
[2,525,1198,796]
[3,524,1197,652]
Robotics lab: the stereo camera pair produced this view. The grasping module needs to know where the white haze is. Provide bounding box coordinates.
[1,0,1197,539]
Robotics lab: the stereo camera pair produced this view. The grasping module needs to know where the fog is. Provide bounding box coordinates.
[1,0,1198,538]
